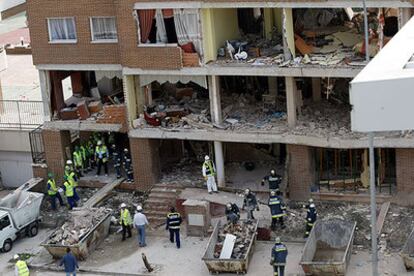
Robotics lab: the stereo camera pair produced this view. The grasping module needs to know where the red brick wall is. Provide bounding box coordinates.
[130,138,160,191]
[27,0,183,69]
[287,145,315,201]
[42,129,71,184]
[396,148,414,194]
[27,0,120,65]
[96,104,127,132]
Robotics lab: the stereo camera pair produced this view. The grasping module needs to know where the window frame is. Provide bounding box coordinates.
[47,17,77,44]
[89,16,118,44]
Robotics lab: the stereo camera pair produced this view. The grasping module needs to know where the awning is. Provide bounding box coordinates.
[95,71,123,82]
[139,75,207,88]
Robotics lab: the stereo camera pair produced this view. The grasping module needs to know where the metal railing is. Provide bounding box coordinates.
[29,125,45,164]
[0,100,44,129]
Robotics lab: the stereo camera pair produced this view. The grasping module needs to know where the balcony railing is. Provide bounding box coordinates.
[0,100,44,129]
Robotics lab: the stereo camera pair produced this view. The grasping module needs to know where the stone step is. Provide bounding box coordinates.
[150,187,180,194]
[145,198,177,206]
[148,192,177,200]
[153,183,184,190]
[147,216,166,226]
[146,210,168,217]
[145,204,171,212]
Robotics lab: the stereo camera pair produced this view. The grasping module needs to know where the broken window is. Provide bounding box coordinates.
[47,17,77,43]
[90,17,118,42]
[135,9,202,55]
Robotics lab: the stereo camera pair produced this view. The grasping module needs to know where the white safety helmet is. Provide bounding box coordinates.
[205,155,210,161]
[310,203,315,208]
[97,140,102,146]
[13,254,19,260]
[270,190,276,196]
[226,203,232,209]
[270,169,275,175]
[244,188,250,195]
[137,205,143,211]
[66,160,73,165]
[124,148,129,152]
[275,237,281,243]
[120,203,126,208]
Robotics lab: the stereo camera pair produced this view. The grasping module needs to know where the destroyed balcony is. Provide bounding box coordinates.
[134,9,203,69]
[45,70,127,133]
[205,8,399,78]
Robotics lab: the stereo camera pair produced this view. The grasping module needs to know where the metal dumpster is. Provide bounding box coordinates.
[202,220,258,274]
[300,218,356,276]
[41,209,111,260]
[401,227,414,270]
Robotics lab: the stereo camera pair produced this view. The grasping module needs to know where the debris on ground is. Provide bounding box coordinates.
[214,220,256,259]
[272,201,414,252]
[46,208,110,246]
[40,187,98,227]
[97,190,145,217]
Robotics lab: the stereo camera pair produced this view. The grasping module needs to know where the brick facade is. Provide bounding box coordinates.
[27,0,183,69]
[42,129,71,183]
[130,138,161,191]
[287,144,315,201]
[396,148,414,194]
[27,0,120,65]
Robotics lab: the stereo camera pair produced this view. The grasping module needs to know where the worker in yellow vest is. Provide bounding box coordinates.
[95,140,109,176]
[47,172,64,210]
[14,254,29,276]
[120,203,132,241]
[202,155,218,194]
[65,160,80,203]
[73,145,83,177]
[63,175,76,210]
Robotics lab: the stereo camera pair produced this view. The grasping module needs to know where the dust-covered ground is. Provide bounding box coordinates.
[41,187,145,227]
[266,201,414,252]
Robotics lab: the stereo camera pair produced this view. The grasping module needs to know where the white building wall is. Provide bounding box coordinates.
[0,151,33,187]
[0,0,25,12]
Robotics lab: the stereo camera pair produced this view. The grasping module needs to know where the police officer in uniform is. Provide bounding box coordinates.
[268,190,286,230]
[112,144,122,179]
[225,202,240,224]
[270,237,288,276]
[166,207,182,249]
[304,199,317,238]
[123,148,133,182]
[242,188,259,220]
[262,170,282,192]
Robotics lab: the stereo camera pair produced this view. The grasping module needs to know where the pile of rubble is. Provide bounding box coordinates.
[214,220,257,259]
[160,158,204,186]
[295,100,362,139]
[46,208,110,246]
[97,190,145,217]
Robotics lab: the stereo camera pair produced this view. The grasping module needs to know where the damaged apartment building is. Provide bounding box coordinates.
[26,0,414,204]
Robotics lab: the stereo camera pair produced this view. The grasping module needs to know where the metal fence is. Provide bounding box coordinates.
[0,100,44,129]
[29,125,45,164]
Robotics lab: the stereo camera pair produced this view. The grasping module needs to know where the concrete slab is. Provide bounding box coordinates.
[129,127,414,149]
